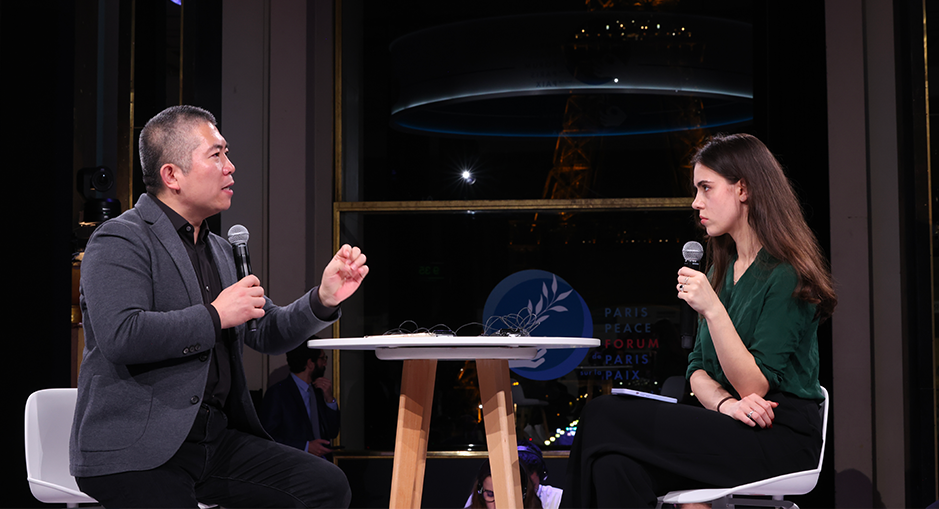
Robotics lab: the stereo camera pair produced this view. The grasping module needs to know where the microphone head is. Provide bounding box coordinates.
[228,224,250,246]
[682,241,704,263]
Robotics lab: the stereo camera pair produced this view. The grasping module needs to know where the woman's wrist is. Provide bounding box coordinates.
[715,396,735,413]
[702,303,732,330]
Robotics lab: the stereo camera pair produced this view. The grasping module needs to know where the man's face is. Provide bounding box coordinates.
[174,121,235,223]
[312,351,328,379]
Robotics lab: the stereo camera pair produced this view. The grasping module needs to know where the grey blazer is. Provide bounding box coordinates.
[70,193,336,477]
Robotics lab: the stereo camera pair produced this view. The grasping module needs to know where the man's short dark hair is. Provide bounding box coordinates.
[285,343,322,374]
[138,105,217,195]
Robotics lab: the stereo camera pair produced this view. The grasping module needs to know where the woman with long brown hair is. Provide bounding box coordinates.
[561,133,836,508]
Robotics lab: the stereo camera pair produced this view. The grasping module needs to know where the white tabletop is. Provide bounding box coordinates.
[308,334,599,360]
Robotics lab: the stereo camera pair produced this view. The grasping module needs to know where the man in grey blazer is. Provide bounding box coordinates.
[70,105,368,508]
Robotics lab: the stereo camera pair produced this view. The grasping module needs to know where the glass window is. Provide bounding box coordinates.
[337,0,752,452]
[338,208,703,451]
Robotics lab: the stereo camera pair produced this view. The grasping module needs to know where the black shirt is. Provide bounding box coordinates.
[152,197,232,410]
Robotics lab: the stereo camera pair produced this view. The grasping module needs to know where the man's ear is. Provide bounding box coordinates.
[160,163,182,193]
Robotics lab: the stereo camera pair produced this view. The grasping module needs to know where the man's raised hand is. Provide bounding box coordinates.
[318,245,369,308]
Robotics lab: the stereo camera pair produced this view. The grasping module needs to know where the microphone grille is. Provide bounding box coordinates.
[227,224,250,246]
[682,241,704,262]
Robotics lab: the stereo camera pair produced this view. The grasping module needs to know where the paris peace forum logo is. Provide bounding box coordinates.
[483,270,592,381]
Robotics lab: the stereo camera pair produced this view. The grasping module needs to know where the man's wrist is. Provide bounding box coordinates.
[309,286,340,320]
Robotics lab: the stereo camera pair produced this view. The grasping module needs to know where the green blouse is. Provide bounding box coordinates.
[686,249,824,402]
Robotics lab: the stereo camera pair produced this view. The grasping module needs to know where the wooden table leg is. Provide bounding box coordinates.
[476,359,523,509]
[389,359,437,509]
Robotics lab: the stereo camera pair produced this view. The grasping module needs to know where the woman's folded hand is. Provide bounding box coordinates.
[724,393,779,428]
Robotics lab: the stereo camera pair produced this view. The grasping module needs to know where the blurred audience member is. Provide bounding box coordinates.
[261,342,339,459]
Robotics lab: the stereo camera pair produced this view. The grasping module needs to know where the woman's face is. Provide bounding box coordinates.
[481,476,496,509]
[691,163,747,239]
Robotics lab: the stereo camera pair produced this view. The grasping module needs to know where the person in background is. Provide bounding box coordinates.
[561,133,836,508]
[465,441,560,508]
[517,441,563,509]
[467,461,543,509]
[261,343,339,459]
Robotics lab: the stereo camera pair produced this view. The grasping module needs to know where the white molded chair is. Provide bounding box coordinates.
[656,386,830,509]
[24,388,97,507]
[25,388,217,508]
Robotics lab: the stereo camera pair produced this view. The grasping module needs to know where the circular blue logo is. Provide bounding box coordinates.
[483,270,592,381]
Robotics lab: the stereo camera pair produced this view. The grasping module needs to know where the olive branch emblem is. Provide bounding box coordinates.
[523,275,572,332]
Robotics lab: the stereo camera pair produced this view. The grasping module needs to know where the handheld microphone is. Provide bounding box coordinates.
[227,224,257,332]
[680,241,704,349]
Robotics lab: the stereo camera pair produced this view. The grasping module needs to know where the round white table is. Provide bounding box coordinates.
[309,335,599,509]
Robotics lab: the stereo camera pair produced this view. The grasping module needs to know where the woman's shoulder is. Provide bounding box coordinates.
[755,253,818,318]
[756,250,798,281]
[749,253,806,305]
[537,485,564,509]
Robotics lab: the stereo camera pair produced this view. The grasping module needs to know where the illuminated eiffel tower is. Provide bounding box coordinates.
[537,0,699,226]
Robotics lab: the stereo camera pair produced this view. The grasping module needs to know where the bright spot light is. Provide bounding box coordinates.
[461,170,476,185]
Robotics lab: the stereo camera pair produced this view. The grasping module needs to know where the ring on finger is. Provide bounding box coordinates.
[684,276,690,284]
[746,410,754,419]
[679,284,684,291]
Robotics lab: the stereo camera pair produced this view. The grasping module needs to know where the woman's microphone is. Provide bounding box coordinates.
[680,241,704,349]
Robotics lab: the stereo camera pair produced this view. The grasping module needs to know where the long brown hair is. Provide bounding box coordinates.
[691,133,837,320]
